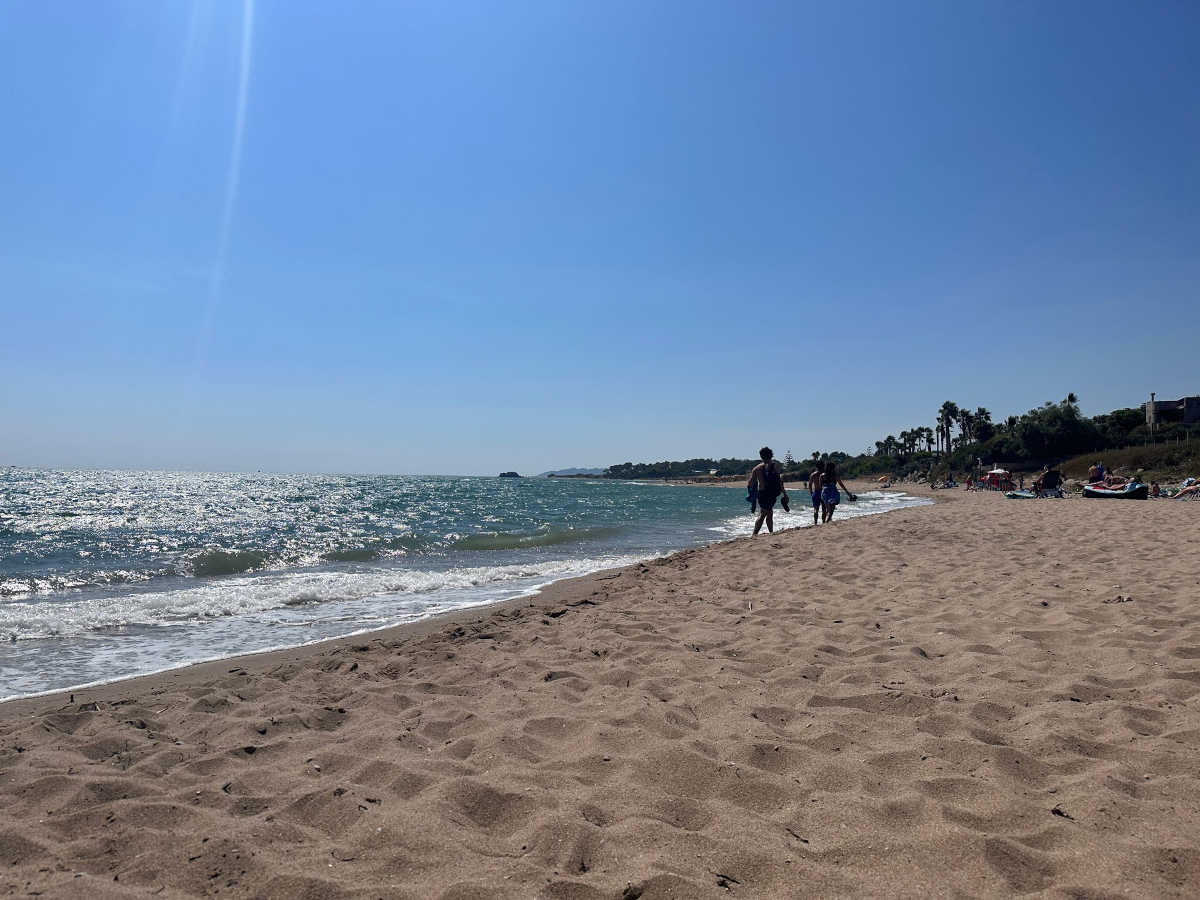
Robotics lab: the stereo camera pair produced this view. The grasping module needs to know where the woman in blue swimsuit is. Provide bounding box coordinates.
[819,462,855,523]
[808,461,826,526]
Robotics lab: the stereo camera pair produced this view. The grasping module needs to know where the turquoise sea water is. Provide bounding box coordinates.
[0,469,929,699]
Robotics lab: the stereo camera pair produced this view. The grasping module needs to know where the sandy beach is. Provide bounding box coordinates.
[3,488,1199,898]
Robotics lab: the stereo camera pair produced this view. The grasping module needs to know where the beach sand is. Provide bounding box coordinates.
[3,489,1199,898]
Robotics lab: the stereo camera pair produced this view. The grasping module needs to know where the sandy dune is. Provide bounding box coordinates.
[3,489,1199,898]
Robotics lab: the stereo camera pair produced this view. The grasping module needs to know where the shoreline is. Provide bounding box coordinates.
[5,488,1193,897]
[1,481,925,706]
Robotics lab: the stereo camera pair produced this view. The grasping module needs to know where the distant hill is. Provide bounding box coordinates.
[538,467,606,477]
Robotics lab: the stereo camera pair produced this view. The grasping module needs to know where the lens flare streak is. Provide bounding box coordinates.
[195,0,255,370]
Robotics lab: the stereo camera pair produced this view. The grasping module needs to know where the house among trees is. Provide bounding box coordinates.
[1144,393,1200,427]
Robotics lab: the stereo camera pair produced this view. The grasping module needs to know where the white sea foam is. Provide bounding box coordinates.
[708,490,931,537]
[0,555,641,642]
[0,553,655,700]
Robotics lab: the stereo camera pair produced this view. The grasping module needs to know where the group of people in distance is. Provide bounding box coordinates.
[1085,461,1131,488]
[746,447,856,536]
[1085,461,1199,499]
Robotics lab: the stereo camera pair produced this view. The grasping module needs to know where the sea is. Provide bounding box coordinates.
[0,469,930,700]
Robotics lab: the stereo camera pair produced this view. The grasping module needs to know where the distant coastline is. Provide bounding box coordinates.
[570,393,1200,486]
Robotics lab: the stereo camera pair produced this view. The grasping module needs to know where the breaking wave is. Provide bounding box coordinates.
[191,548,267,577]
[453,526,622,552]
[0,555,642,642]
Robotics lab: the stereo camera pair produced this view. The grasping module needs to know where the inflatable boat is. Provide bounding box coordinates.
[1082,482,1149,500]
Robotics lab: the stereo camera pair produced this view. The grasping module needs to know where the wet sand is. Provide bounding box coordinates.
[3,489,1199,898]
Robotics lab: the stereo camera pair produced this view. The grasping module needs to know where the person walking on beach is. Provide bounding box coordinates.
[819,462,855,523]
[748,447,788,535]
[808,460,825,526]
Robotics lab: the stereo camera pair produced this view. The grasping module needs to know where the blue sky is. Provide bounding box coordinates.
[2,0,1197,474]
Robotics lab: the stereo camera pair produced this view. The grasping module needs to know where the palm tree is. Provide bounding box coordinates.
[938,402,959,454]
[969,407,992,442]
[923,426,935,452]
[958,410,975,442]
[875,441,886,456]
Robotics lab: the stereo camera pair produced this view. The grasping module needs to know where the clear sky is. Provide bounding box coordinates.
[2,1,1197,475]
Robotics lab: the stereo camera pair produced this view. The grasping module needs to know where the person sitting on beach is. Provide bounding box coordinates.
[819,462,855,523]
[1033,468,1046,493]
[748,446,788,535]
[1087,463,1101,483]
[1104,474,1130,489]
[1150,481,1161,498]
[1036,468,1064,497]
[807,461,825,526]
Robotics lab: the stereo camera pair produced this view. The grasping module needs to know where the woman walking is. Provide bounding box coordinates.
[819,462,855,523]
[808,461,826,525]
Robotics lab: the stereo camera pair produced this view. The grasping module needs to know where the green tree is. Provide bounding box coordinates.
[1093,408,1144,447]
[1014,398,1101,461]
[958,409,975,442]
[938,402,959,454]
[972,407,994,442]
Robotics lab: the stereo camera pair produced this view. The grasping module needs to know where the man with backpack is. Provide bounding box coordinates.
[747,446,789,535]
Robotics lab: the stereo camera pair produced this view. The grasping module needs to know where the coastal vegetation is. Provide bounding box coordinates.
[603,395,1199,482]
[605,458,766,480]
